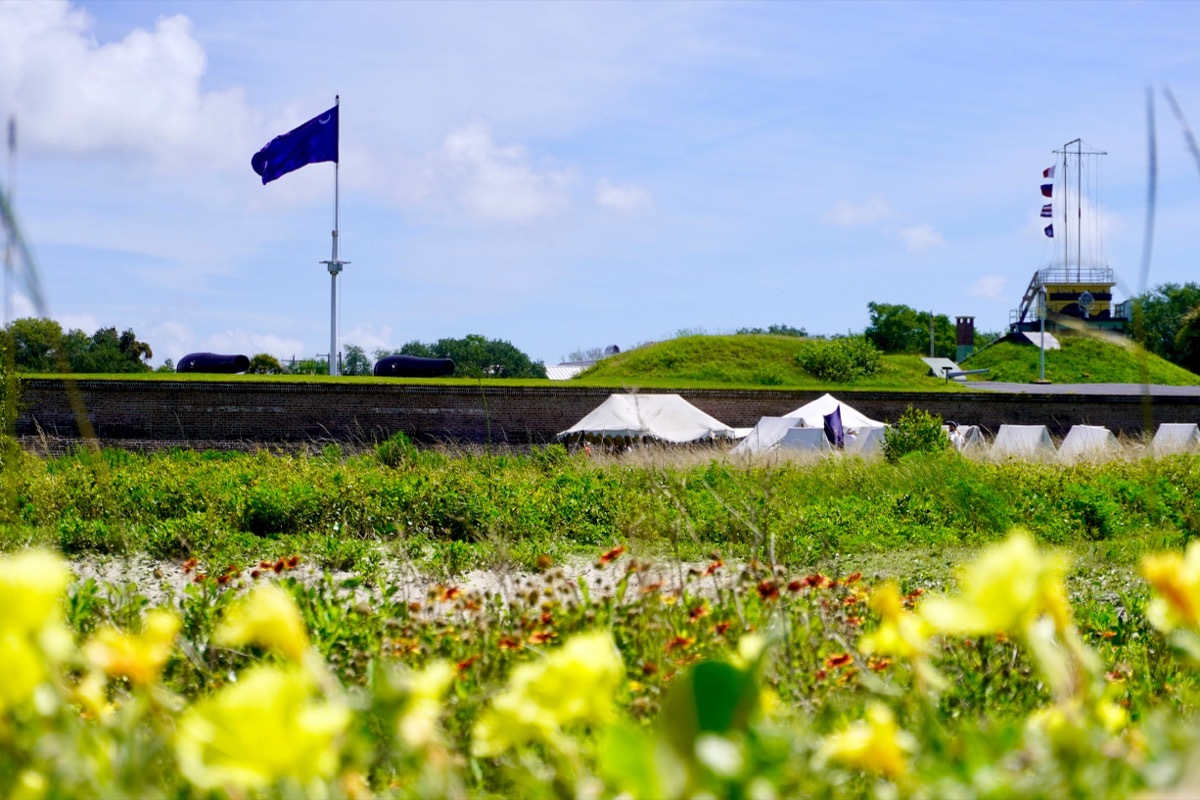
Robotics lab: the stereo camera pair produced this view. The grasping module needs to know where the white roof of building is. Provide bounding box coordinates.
[546,362,590,381]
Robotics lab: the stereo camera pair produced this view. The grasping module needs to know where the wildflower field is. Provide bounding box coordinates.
[3,440,1200,797]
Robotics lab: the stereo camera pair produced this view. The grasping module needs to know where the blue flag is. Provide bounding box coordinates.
[823,406,844,450]
[251,105,338,184]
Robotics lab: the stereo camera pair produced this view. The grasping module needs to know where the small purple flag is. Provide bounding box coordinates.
[1041,204,1052,217]
[823,407,844,450]
[1041,183,1053,198]
[1044,223,1054,238]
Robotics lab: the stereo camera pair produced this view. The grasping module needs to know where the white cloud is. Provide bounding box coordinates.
[898,223,944,254]
[8,291,38,321]
[58,310,99,333]
[968,275,1007,301]
[595,178,654,214]
[411,121,576,223]
[0,0,254,170]
[145,320,191,365]
[202,330,305,360]
[342,323,396,354]
[823,196,894,227]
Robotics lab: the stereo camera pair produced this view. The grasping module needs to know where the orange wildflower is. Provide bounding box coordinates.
[825,653,853,670]
[527,630,556,645]
[599,546,625,565]
[666,635,695,652]
[804,573,832,590]
[757,580,780,601]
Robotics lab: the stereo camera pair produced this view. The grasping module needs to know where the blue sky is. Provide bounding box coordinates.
[2,0,1199,367]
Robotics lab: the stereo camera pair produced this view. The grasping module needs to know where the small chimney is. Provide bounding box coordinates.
[955,316,975,362]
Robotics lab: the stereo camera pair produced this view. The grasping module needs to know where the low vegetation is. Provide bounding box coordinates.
[575,334,942,389]
[964,331,1200,385]
[6,497,1200,796]
[1,442,1197,576]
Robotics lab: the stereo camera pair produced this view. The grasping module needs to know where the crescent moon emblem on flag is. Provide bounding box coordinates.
[319,115,331,124]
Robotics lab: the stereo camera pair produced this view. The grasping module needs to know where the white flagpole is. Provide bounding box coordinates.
[321,95,347,376]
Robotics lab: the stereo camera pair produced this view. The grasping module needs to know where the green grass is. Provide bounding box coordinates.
[23,330,1196,391]
[963,331,1200,385]
[16,371,560,388]
[573,335,957,390]
[4,445,1198,577]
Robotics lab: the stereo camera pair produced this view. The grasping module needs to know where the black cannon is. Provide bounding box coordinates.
[176,353,251,374]
[373,355,456,378]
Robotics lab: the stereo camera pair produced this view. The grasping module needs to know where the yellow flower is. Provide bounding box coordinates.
[176,663,349,791]
[860,583,932,660]
[920,531,1072,636]
[472,631,623,757]
[214,584,309,661]
[1141,542,1200,632]
[10,770,47,800]
[0,551,73,714]
[860,582,945,691]
[0,551,70,635]
[816,703,914,780]
[0,629,49,713]
[398,660,455,749]
[84,609,180,687]
[74,670,113,720]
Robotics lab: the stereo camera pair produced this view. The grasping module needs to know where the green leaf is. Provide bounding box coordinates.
[662,660,759,760]
[598,723,660,799]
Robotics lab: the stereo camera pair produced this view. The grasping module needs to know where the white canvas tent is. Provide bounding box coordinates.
[1058,425,1119,463]
[783,394,884,430]
[848,425,888,455]
[1151,423,1200,456]
[779,427,832,452]
[991,425,1056,460]
[730,417,799,455]
[731,395,884,455]
[557,394,738,444]
[943,424,984,452]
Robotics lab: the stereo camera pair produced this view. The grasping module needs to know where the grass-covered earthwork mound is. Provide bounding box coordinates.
[964,331,1200,385]
[573,334,945,390]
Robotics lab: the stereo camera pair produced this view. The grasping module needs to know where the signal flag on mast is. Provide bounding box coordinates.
[1043,165,1055,179]
[1044,224,1054,238]
[251,105,338,185]
[1040,204,1052,217]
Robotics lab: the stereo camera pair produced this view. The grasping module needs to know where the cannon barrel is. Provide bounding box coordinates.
[373,355,456,378]
[176,353,251,374]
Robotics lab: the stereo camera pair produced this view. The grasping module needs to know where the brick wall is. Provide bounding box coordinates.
[14,379,1200,452]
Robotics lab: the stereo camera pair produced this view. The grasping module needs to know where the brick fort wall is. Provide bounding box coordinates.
[13,379,1200,452]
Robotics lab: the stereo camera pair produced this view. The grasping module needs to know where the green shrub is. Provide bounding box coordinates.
[795,336,882,382]
[881,405,950,464]
[375,431,416,468]
[530,443,569,470]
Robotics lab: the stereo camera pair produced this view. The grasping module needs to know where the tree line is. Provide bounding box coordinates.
[2,281,1197,377]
